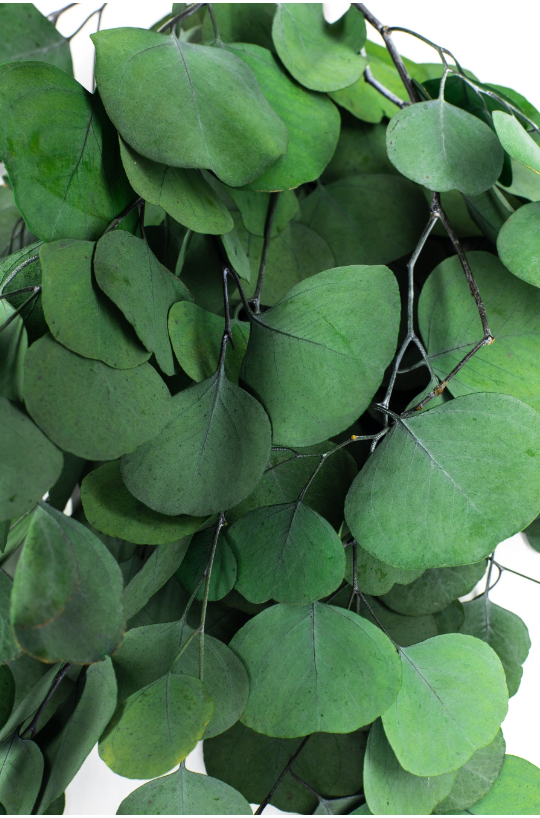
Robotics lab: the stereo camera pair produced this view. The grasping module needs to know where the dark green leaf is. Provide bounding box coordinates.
[381,634,508,776]
[201,2,275,50]
[463,754,540,814]
[123,538,192,620]
[322,119,396,183]
[177,528,236,602]
[465,186,513,243]
[0,299,27,402]
[0,662,63,743]
[0,736,43,814]
[0,666,14,729]
[121,370,271,517]
[357,595,438,648]
[345,393,540,569]
[230,602,401,737]
[387,100,504,194]
[0,62,132,241]
[380,563,487,616]
[48,453,86,512]
[225,187,298,238]
[0,4,72,72]
[117,766,252,815]
[92,29,288,187]
[229,501,345,604]
[24,335,171,460]
[433,600,465,635]
[11,503,125,664]
[314,795,365,815]
[345,546,423,596]
[0,571,19,665]
[241,265,400,445]
[272,4,366,93]
[81,461,204,546]
[0,397,63,522]
[40,240,150,369]
[434,731,505,814]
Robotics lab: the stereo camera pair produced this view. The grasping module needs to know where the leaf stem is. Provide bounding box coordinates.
[0,288,41,334]
[48,3,76,24]
[103,197,144,235]
[158,3,206,34]
[199,513,226,680]
[251,192,280,314]
[19,663,72,739]
[68,4,106,40]
[494,561,540,586]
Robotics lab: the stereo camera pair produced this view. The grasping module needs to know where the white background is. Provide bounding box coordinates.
[23,1,540,814]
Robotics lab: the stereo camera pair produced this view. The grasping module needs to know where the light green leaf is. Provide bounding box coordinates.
[11,503,125,664]
[381,634,508,776]
[497,200,540,287]
[92,28,288,187]
[94,230,192,376]
[225,187,298,237]
[24,335,171,460]
[204,721,366,814]
[464,754,540,814]
[299,176,429,266]
[272,4,366,93]
[364,719,457,815]
[177,528,236,602]
[0,736,43,815]
[387,100,504,194]
[0,666,14,729]
[345,393,540,569]
[345,546,424,596]
[229,501,345,604]
[419,250,540,411]
[226,43,340,191]
[40,240,150,369]
[0,62,132,241]
[36,660,117,814]
[380,563,487,615]
[0,299,27,401]
[168,302,249,384]
[81,461,204,546]
[434,731,505,814]
[99,671,212,778]
[241,265,400,446]
[0,3,72,72]
[0,572,19,665]
[121,370,271,517]
[119,139,234,234]
[493,111,540,173]
[230,602,401,737]
[460,598,530,697]
[117,766,252,815]
[0,397,63,522]
[123,538,192,620]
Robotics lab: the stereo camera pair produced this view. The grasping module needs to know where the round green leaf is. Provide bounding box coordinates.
[0,299,27,402]
[99,672,213,778]
[321,120,396,183]
[460,598,530,697]
[419,251,540,411]
[40,240,150,369]
[380,563,487,616]
[381,634,508,776]
[121,371,271,517]
[229,501,345,604]
[0,3,72,72]
[117,766,252,815]
[24,335,171,461]
[434,731,506,814]
[204,721,366,814]
[345,393,540,569]
[226,42,340,191]
[272,4,366,93]
[299,175,429,266]
[364,719,457,815]
[0,397,63,522]
[119,139,234,235]
[345,546,423,596]
[230,601,401,737]
[92,28,288,187]
[497,200,540,287]
[11,503,125,664]
[386,99,504,194]
[493,111,540,173]
[81,461,204,546]
[94,231,192,377]
[241,265,400,446]
[177,527,237,602]
[0,735,43,815]
[0,62,132,242]
[464,754,540,814]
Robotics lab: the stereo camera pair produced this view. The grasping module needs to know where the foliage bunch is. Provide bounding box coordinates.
[1,1,540,814]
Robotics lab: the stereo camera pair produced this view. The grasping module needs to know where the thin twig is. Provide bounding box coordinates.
[206,4,221,43]
[103,197,143,234]
[48,2,76,24]
[68,5,105,40]
[0,253,40,295]
[158,2,206,33]
[251,192,280,314]
[358,592,398,647]
[19,663,72,739]
[0,288,40,334]
[494,562,540,586]
[289,770,323,804]
[255,735,311,815]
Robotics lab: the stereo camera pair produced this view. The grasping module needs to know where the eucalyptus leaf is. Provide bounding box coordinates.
[345,393,540,569]
[463,754,540,814]
[177,528,237,602]
[380,562,487,616]
[322,119,396,182]
[0,397,63,522]
[241,265,400,445]
[0,243,47,343]
[434,730,506,814]
[225,187,298,237]
[357,595,438,648]
[92,28,288,187]
[0,62,132,241]
[123,538,192,620]
[493,111,540,173]
[381,634,508,776]
[0,572,19,664]
[0,299,26,401]
[11,503,125,664]
[497,200,540,287]
[0,4,72,72]
[345,546,424,596]
[201,2,275,50]
[0,736,43,815]
[230,602,401,737]
[121,370,271,517]
[24,335,171,460]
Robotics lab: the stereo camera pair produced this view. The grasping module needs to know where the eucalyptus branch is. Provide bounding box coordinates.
[254,735,312,815]
[0,253,40,295]
[385,26,463,71]
[453,73,540,136]
[364,63,408,109]
[157,3,206,34]
[347,540,361,615]
[494,562,540,586]
[199,513,226,680]
[19,663,72,739]
[0,287,40,334]
[251,192,280,314]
